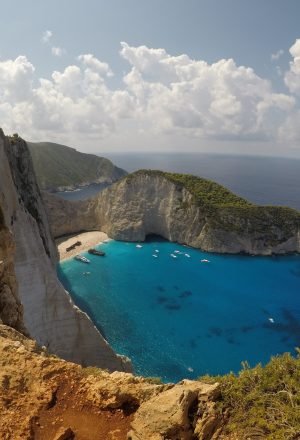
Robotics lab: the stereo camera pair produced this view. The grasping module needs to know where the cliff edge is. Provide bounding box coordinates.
[0,130,131,372]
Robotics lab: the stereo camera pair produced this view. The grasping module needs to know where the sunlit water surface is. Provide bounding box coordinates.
[58,239,300,382]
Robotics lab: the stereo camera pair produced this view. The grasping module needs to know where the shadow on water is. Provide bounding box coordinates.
[156,295,168,304]
[179,290,193,298]
[263,308,300,344]
[189,339,197,349]
[290,266,300,278]
[209,327,223,337]
[165,303,181,311]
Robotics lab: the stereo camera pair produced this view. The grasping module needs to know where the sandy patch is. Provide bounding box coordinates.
[56,231,110,261]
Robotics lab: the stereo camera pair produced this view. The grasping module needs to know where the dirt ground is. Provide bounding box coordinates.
[32,371,133,440]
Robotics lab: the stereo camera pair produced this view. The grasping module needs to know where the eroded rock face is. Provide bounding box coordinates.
[0,218,25,333]
[0,324,223,440]
[128,380,221,440]
[0,130,131,372]
[44,172,300,255]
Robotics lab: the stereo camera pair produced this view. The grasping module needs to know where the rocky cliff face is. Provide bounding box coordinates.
[0,207,25,334]
[0,130,131,372]
[0,324,224,440]
[44,170,300,255]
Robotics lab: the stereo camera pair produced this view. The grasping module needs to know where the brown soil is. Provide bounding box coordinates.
[32,372,132,440]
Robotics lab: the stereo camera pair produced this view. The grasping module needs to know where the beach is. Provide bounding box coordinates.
[56,231,109,260]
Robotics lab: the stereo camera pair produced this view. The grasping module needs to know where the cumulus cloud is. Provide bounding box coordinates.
[42,30,52,44]
[1,41,300,150]
[120,42,294,140]
[284,39,300,95]
[271,49,284,61]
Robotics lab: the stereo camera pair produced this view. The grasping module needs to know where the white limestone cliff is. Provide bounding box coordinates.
[44,171,300,255]
[0,130,131,372]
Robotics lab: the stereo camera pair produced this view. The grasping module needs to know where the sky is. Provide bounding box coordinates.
[1,0,300,156]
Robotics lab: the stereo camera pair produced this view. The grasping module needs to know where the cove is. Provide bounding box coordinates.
[57,238,300,383]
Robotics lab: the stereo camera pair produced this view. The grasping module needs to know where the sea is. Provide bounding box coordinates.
[57,153,300,382]
[57,153,300,210]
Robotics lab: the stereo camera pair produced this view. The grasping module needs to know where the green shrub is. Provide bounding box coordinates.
[199,350,300,439]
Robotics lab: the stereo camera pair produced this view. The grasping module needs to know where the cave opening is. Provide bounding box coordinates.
[144,233,168,243]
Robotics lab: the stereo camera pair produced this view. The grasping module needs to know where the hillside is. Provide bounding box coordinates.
[27,141,127,191]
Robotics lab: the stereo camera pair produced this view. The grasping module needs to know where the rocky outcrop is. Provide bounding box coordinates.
[44,170,300,255]
[0,130,131,372]
[0,324,223,440]
[0,207,25,334]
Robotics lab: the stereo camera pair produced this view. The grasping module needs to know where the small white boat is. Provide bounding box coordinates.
[184,253,190,258]
[201,259,210,263]
[155,249,159,253]
[170,254,177,258]
[268,318,275,323]
[75,255,90,264]
[174,250,180,253]
[187,366,194,372]
[152,254,158,258]
[136,244,143,248]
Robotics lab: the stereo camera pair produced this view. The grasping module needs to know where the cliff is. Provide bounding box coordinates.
[0,324,224,440]
[0,206,25,334]
[0,130,131,372]
[44,170,300,255]
[27,140,127,192]
[1,324,299,439]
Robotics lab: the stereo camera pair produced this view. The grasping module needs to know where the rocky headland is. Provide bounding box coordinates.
[44,170,300,255]
[27,139,127,192]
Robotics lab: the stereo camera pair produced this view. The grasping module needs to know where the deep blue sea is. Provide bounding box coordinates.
[57,153,300,211]
[58,238,300,383]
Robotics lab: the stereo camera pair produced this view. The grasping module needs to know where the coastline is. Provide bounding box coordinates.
[56,231,110,261]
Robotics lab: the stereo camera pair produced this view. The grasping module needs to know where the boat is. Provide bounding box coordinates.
[88,248,105,256]
[136,244,143,248]
[170,253,177,258]
[74,255,90,264]
[201,259,210,263]
[184,253,191,258]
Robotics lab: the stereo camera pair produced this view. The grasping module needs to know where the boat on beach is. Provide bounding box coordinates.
[74,255,90,264]
[88,248,105,256]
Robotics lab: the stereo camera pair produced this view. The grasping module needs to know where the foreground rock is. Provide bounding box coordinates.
[0,324,223,440]
[0,130,131,372]
[44,170,300,255]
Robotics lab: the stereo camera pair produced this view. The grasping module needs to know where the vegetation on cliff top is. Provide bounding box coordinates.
[200,350,300,439]
[126,170,300,235]
[25,141,127,190]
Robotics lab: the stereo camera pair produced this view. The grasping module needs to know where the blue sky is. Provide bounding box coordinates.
[1,0,300,156]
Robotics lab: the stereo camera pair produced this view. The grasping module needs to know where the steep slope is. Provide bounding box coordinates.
[0,130,131,372]
[0,206,26,334]
[27,140,127,191]
[44,170,300,255]
[1,324,299,440]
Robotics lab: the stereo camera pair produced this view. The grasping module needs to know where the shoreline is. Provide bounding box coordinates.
[56,231,110,261]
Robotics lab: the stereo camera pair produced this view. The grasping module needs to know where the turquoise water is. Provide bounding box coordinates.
[58,238,300,383]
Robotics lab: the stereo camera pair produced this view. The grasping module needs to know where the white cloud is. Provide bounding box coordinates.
[271,49,284,61]
[1,41,300,153]
[121,43,294,140]
[284,39,300,95]
[42,30,53,44]
[51,47,65,57]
